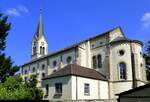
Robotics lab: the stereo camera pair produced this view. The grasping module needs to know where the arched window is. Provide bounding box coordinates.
[42,64,45,70]
[42,73,45,78]
[66,56,72,64]
[32,67,35,73]
[53,60,57,67]
[119,62,126,80]
[43,47,45,55]
[25,70,27,74]
[40,46,42,54]
[33,47,36,55]
[92,56,97,69]
[97,54,102,68]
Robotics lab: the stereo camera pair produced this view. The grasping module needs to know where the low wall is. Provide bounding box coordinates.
[48,99,117,102]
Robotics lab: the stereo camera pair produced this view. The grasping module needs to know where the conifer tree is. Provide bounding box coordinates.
[143,41,150,80]
[0,13,19,82]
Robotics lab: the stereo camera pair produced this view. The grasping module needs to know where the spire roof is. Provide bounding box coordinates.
[35,13,44,38]
[33,6,46,40]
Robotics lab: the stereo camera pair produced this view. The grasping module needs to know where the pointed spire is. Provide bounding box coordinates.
[34,0,44,39]
[36,14,44,38]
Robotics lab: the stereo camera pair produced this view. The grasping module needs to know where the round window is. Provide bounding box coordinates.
[119,50,125,56]
[67,56,72,64]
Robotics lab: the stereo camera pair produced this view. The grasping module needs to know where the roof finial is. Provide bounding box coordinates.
[40,0,42,15]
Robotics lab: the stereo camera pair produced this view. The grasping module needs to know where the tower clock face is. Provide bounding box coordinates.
[41,42,44,45]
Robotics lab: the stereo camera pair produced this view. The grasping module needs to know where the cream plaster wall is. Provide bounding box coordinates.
[32,36,48,59]
[99,81,109,99]
[131,43,146,82]
[42,76,72,100]
[78,43,86,67]
[113,81,132,94]
[71,76,108,100]
[110,43,133,81]
[109,28,124,42]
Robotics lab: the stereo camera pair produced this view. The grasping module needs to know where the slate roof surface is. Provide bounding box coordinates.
[42,64,107,81]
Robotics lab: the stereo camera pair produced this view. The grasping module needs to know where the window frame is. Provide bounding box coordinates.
[118,49,125,56]
[40,46,42,54]
[66,56,72,64]
[97,54,102,68]
[53,60,57,67]
[92,56,97,69]
[84,83,90,95]
[42,64,45,70]
[119,62,126,80]
[55,83,62,96]
[42,73,45,78]
[45,84,49,96]
[32,67,35,73]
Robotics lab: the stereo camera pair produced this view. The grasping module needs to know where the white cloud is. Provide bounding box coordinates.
[6,8,20,17]
[6,5,29,17]
[18,5,29,13]
[141,12,150,29]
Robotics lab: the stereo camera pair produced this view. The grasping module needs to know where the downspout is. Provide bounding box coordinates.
[106,33,111,99]
[76,76,78,100]
[98,80,100,99]
[130,41,137,88]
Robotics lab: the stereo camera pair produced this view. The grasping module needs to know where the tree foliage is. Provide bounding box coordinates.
[143,40,150,80]
[0,13,10,53]
[0,12,43,100]
[0,75,43,100]
[143,41,150,66]
[0,13,19,82]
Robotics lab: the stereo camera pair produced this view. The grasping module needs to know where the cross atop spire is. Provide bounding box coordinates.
[40,0,42,15]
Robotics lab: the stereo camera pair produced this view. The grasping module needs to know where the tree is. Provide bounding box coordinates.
[0,13,10,53]
[25,74,43,100]
[143,41,150,65]
[143,40,150,80]
[0,75,43,100]
[0,12,43,100]
[0,13,19,82]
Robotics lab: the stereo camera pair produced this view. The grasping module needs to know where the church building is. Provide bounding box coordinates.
[21,13,147,101]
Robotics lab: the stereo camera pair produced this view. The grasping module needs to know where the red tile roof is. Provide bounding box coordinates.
[42,64,107,81]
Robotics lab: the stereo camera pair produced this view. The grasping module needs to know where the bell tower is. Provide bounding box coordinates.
[31,8,48,60]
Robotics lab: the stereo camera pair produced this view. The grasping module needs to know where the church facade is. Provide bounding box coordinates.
[21,14,147,101]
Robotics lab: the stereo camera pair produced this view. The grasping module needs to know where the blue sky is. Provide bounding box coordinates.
[0,0,150,66]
